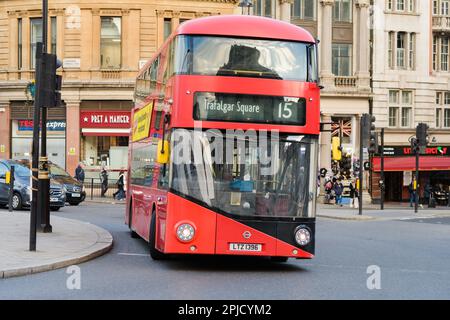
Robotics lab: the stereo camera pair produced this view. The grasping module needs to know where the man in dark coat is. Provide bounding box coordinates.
[75,162,85,183]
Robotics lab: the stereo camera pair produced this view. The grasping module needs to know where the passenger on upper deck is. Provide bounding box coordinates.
[216,45,281,80]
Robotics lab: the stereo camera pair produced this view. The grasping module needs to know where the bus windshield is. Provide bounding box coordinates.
[175,35,317,82]
[170,129,318,218]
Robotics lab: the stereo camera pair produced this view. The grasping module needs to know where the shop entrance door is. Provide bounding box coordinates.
[385,172,404,202]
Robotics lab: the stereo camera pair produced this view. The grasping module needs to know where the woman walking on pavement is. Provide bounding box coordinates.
[113,170,126,200]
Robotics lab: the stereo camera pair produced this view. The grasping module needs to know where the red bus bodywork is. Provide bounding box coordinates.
[127,15,320,260]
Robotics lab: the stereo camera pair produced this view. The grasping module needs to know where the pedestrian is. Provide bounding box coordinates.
[424,183,432,207]
[100,166,108,198]
[113,170,126,200]
[349,181,356,208]
[408,181,416,207]
[324,177,334,204]
[333,178,344,207]
[74,162,85,184]
[447,186,450,207]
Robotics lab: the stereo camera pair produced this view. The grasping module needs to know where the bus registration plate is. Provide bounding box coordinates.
[229,243,262,252]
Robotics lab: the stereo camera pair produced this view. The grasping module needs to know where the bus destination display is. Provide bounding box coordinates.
[193,92,306,125]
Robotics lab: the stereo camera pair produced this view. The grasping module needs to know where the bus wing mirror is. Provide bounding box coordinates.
[157,140,170,164]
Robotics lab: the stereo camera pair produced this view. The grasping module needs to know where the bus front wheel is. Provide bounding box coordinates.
[149,211,165,260]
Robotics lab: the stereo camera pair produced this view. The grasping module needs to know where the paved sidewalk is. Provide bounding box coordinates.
[318,204,450,221]
[0,211,113,279]
[85,197,126,205]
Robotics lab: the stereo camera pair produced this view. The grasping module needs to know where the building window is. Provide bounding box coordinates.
[51,16,57,55]
[396,32,406,68]
[387,0,393,10]
[332,43,352,76]
[442,0,450,15]
[433,36,439,71]
[387,0,416,13]
[18,18,22,69]
[333,0,352,23]
[408,0,415,12]
[100,17,121,69]
[441,37,449,72]
[388,32,394,68]
[30,18,43,69]
[408,33,415,69]
[164,18,172,40]
[389,107,399,127]
[254,0,273,18]
[433,0,439,15]
[401,91,413,127]
[389,90,399,104]
[436,108,442,128]
[445,109,450,127]
[401,107,412,127]
[388,90,413,128]
[292,0,316,20]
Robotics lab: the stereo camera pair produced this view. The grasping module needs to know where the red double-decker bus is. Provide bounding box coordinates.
[127,15,320,262]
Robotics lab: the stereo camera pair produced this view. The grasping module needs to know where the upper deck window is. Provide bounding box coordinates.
[175,35,318,83]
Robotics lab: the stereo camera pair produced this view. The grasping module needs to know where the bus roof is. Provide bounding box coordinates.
[175,15,316,43]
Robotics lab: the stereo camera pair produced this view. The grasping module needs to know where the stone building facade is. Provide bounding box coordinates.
[370,0,450,202]
[0,0,238,176]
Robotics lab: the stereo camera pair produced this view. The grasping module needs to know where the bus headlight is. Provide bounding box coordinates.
[176,223,195,242]
[294,226,311,246]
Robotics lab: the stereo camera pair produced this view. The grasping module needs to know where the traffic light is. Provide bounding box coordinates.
[361,113,377,152]
[368,130,378,154]
[332,137,342,161]
[416,123,429,153]
[39,53,62,107]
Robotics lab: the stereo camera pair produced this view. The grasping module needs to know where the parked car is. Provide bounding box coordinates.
[16,159,86,206]
[0,159,66,211]
[48,162,86,206]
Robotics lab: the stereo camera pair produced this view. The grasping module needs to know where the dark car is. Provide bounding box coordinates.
[0,159,66,211]
[48,162,86,206]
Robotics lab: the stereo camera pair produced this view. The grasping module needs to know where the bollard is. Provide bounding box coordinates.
[8,166,15,212]
[91,178,94,200]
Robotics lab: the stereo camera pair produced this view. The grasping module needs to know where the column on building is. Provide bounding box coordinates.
[319,0,335,89]
[0,102,11,159]
[8,12,18,80]
[65,100,81,175]
[156,10,165,49]
[355,0,370,91]
[279,0,293,22]
[91,10,101,69]
[318,113,332,198]
[319,114,332,172]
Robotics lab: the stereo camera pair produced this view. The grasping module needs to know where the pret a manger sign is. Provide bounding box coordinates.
[80,111,131,128]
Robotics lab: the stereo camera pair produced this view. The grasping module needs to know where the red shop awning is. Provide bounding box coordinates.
[372,156,450,172]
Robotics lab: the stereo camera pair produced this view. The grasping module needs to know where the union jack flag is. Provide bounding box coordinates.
[331,120,352,137]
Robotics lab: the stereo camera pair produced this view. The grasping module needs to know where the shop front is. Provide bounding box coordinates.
[371,146,450,203]
[11,119,66,168]
[80,110,131,176]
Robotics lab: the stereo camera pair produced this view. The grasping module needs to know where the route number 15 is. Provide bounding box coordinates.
[278,102,293,119]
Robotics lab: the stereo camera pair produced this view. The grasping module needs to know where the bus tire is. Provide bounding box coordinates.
[149,211,165,260]
[270,257,288,263]
[129,202,139,239]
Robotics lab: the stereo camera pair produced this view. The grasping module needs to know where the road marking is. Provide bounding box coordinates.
[117,252,150,257]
